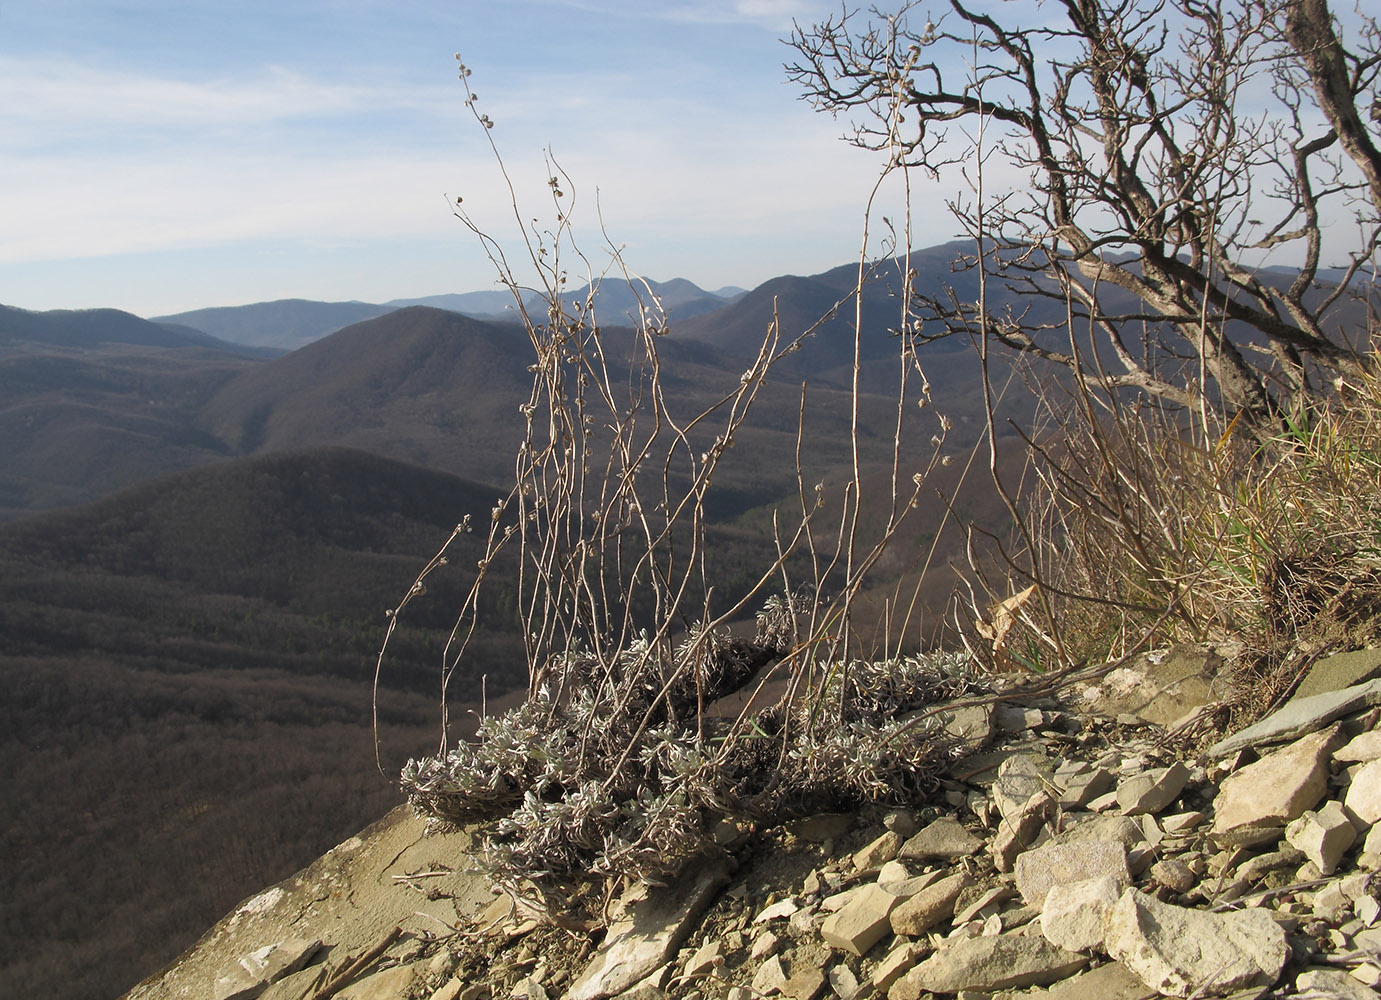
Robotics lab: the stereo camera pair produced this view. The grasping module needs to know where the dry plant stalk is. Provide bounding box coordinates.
[376,57,974,920]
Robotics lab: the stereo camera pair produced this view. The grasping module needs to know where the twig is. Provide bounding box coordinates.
[310,925,402,1000]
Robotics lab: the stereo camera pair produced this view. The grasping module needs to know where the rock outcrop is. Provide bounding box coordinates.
[125,644,1381,1000]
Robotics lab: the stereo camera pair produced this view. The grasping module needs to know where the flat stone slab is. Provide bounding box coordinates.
[820,882,901,957]
[1211,678,1381,755]
[1295,648,1381,700]
[894,932,1087,996]
[1106,889,1287,997]
[899,816,983,861]
[568,861,730,1000]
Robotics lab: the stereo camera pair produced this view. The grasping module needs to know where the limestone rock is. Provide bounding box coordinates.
[1105,888,1287,997]
[825,964,862,1000]
[889,871,970,937]
[1049,813,1145,852]
[214,938,322,1000]
[1345,757,1381,826]
[993,790,1054,872]
[871,940,924,992]
[852,830,902,871]
[819,882,899,957]
[1336,729,1381,762]
[1294,967,1381,999]
[779,965,826,1000]
[1285,800,1357,875]
[1149,858,1195,894]
[681,940,722,980]
[1023,960,1159,1000]
[568,862,729,1000]
[1039,874,1122,953]
[1295,648,1381,700]
[893,933,1087,996]
[1076,645,1222,727]
[935,702,994,748]
[1211,726,1341,844]
[899,816,982,861]
[1055,763,1115,809]
[1116,762,1189,816]
[751,954,789,996]
[335,965,417,1000]
[878,868,941,900]
[992,754,1056,821]
[1014,839,1129,908]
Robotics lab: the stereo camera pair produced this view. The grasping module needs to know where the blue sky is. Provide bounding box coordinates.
[0,0,923,317]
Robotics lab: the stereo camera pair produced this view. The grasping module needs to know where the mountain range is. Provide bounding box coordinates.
[152,275,750,352]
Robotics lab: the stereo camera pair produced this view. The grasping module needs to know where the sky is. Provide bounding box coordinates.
[0,0,924,318]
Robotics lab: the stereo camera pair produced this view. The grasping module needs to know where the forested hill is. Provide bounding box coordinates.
[0,446,523,1000]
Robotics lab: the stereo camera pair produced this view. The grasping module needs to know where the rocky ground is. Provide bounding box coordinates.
[124,644,1381,1000]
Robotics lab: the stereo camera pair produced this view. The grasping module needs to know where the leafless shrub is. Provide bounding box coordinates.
[789,0,1381,709]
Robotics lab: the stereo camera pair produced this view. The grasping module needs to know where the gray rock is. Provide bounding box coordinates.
[899,816,983,861]
[1293,967,1381,999]
[992,754,1056,821]
[1014,839,1130,908]
[1105,889,1288,997]
[892,933,1087,996]
[568,862,729,1000]
[1210,679,1381,755]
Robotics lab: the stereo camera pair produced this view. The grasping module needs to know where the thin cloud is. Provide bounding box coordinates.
[0,56,453,145]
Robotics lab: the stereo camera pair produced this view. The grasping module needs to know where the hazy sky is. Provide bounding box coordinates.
[0,0,928,317]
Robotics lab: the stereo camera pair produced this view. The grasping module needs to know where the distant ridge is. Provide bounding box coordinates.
[0,303,270,358]
[154,299,397,352]
[154,278,736,352]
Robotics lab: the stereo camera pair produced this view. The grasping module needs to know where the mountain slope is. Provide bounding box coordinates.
[197,306,538,482]
[674,245,977,391]
[0,446,521,1000]
[0,343,259,518]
